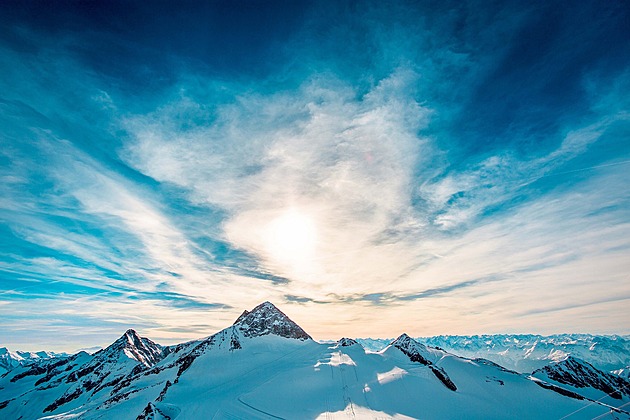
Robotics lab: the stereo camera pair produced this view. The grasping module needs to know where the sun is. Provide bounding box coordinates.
[265,209,317,268]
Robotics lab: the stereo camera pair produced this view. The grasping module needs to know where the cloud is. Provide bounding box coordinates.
[119,62,630,338]
[1,0,629,349]
[417,116,626,230]
[122,69,432,290]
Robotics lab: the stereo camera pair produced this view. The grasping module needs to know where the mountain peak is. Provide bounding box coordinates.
[393,333,412,343]
[233,301,312,340]
[391,333,421,351]
[534,355,630,399]
[100,329,164,367]
[391,334,431,365]
[338,338,360,347]
[250,301,279,314]
[390,333,457,391]
[111,329,145,350]
[123,328,141,341]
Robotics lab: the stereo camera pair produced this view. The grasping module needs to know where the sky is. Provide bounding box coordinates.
[1,0,629,352]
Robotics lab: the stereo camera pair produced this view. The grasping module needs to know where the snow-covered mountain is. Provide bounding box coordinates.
[1,302,629,419]
[532,356,630,406]
[0,347,68,376]
[357,334,630,375]
[93,329,165,368]
[0,328,167,416]
[234,300,312,340]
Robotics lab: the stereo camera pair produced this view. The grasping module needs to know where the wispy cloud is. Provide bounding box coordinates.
[122,69,431,289]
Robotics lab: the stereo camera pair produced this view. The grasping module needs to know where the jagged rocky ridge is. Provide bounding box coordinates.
[233,301,312,340]
[1,302,628,419]
[98,329,166,368]
[533,356,630,400]
[337,337,359,347]
[357,334,630,374]
[41,330,165,413]
[391,333,458,391]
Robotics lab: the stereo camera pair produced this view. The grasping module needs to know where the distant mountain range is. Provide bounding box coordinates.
[0,347,68,376]
[1,302,628,419]
[358,334,630,374]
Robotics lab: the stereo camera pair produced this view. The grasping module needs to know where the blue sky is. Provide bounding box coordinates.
[1,0,629,351]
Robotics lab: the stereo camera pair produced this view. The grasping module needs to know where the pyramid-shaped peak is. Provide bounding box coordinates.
[233,301,312,340]
[393,333,412,343]
[391,333,431,365]
[100,329,165,367]
[391,333,420,350]
[534,355,630,399]
[111,329,145,349]
[123,328,141,340]
[338,338,360,347]
[232,301,287,325]
[124,328,139,336]
[251,301,280,313]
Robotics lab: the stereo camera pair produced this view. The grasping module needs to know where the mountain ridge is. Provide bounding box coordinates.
[356,333,630,374]
[1,302,629,419]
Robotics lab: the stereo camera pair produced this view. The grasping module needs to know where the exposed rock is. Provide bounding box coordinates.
[392,333,457,391]
[533,356,630,399]
[338,338,360,347]
[233,301,312,340]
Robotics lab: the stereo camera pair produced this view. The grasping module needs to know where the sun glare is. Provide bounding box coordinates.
[266,209,317,268]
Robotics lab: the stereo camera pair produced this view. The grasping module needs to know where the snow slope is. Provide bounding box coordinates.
[357,334,630,374]
[141,334,627,419]
[532,356,630,406]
